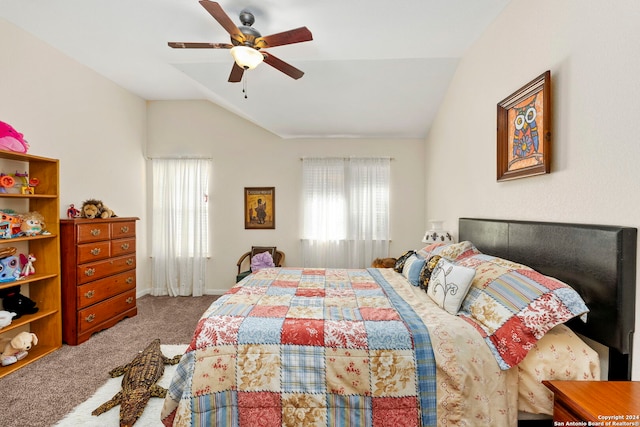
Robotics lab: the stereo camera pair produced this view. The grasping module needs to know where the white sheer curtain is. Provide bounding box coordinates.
[151,158,210,296]
[302,157,390,268]
[347,158,390,267]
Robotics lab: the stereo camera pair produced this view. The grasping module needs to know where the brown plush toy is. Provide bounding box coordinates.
[81,199,116,219]
[371,257,397,268]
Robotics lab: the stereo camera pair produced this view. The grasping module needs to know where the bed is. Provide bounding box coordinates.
[161,218,637,427]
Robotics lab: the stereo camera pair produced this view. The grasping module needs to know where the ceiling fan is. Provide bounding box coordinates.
[168,0,313,83]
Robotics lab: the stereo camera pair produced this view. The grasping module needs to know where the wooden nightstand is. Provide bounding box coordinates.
[543,381,640,424]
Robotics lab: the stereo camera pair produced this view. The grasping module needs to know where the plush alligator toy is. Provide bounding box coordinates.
[92,339,182,427]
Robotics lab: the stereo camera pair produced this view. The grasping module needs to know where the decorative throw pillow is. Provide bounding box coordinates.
[418,255,442,291]
[417,241,480,262]
[394,250,415,273]
[456,253,590,370]
[401,254,426,286]
[426,258,476,314]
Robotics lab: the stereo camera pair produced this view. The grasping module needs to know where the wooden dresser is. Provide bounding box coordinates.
[60,217,139,345]
[544,381,640,423]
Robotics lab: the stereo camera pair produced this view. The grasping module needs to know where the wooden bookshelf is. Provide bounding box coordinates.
[0,150,61,378]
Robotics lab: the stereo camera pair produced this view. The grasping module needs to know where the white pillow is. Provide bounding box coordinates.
[427,258,476,314]
[401,254,426,286]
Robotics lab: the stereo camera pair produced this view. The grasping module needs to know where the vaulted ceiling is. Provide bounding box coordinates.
[0,0,511,139]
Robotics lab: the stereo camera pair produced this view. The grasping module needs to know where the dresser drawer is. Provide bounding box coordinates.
[111,237,136,257]
[76,254,137,284]
[76,270,136,310]
[77,223,111,243]
[77,241,111,264]
[77,289,136,334]
[111,221,136,239]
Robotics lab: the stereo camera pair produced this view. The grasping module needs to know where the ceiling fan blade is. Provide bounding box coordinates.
[168,42,233,49]
[228,62,245,83]
[199,0,245,44]
[255,27,313,49]
[263,52,304,80]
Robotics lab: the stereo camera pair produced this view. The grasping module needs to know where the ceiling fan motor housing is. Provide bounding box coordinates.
[235,9,261,47]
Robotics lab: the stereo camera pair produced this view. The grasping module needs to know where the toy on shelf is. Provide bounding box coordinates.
[0,121,29,154]
[82,199,116,219]
[14,171,37,194]
[0,310,16,328]
[0,174,15,193]
[0,256,20,282]
[0,332,38,366]
[0,285,39,318]
[20,253,36,277]
[0,211,22,238]
[0,247,19,283]
[20,211,46,236]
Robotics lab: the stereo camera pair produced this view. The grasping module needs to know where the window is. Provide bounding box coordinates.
[302,157,390,268]
[151,158,210,296]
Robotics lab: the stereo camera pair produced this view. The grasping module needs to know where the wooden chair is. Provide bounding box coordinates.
[236,246,285,282]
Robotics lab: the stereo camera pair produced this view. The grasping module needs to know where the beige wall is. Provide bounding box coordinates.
[0,18,149,291]
[424,0,640,379]
[146,100,426,293]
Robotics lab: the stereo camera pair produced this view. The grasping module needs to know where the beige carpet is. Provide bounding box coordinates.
[54,344,188,427]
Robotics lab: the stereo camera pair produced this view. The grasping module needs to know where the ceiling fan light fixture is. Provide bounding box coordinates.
[230,46,263,70]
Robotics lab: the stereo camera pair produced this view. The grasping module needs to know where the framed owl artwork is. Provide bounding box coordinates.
[496,70,551,182]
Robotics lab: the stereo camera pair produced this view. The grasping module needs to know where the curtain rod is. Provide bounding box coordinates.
[299,156,394,161]
[146,156,213,160]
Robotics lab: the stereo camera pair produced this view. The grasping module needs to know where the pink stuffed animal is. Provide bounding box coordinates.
[0,121,29,153]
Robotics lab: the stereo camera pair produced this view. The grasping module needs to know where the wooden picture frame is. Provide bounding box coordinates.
[244,187,275,229]
[497,70,551,182]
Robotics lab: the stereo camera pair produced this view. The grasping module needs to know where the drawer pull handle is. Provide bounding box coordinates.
[121,243,130,250]
[126,277,134,284]
[126,297,134,304]
[91,229,101,236]
[84,290,95,299]
[84,268,96,277]
[121,226,129,233]
[126,258,134,266]
[85,314,96,323]
[90,248,101,256]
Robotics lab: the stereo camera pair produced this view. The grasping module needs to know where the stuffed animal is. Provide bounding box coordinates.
[82,199,116,219]
[20,211,46,236]
[0,310,16,328]
[371,257,398,268]
[0,121,29,153]
[0,285,39,318]
[0,331,37,366]
[0,256,20,282]
[20,253,36,277]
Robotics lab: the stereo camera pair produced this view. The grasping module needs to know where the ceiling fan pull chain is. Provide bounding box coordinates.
[243,73,248,99]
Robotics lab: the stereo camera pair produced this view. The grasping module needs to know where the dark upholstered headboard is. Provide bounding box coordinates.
[459,218,637,380]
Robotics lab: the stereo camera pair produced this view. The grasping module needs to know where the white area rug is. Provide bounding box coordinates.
[55,344,188,427]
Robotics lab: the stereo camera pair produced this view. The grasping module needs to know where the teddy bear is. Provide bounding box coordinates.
[0,121,29,154]
[0,331,37,366]
[0,285,39,319]
[81,199,116,219]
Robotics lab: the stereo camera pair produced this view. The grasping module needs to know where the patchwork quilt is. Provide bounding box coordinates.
[162,268,438,427]
[162,267,520,427]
